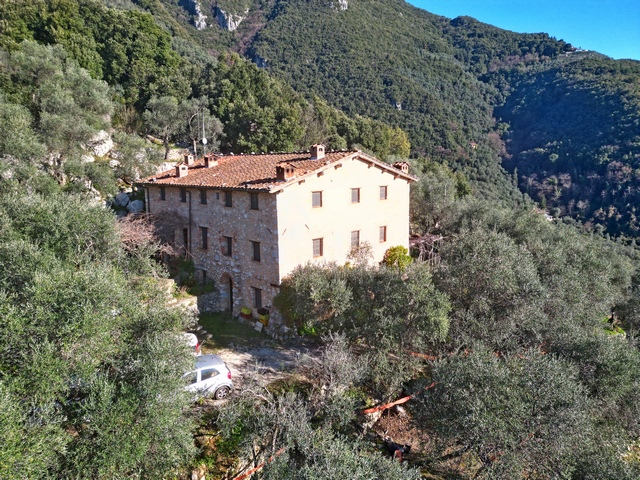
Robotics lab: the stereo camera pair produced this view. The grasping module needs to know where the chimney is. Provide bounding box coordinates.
[176,164,189,177]
[183,153,195,165]
[276,163,296,181]
[310,144,325,160]
[393,162,410,174]
[204,154,218,168]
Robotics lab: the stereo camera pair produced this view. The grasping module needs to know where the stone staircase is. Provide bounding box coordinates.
[158,278,199,315]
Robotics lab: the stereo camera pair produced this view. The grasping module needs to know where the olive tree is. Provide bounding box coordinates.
[182,96,223,157]
[0,191,196,478]
[0,41,113,182]
[434,227,546,350]
[415,347,596,479]
[143,95,182,160]
[275,262,450,354]
[217,335,420,480]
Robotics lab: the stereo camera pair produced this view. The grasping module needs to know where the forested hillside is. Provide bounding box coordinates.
[247,0,526,203]
[234,0,639,237]
[3,0,638,238]
[493,56,640,238]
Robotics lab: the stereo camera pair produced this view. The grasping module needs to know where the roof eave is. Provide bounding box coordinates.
[353,151,419,182]
[134,179,273,192]
[267,152,360,193]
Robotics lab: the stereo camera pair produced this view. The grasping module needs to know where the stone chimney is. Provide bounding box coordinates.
[276,163,296,181]
[176,164,189,177]
[204,154,218,168]
[183,153,195,165]
[310,144,325,160]
[393,162,410,174]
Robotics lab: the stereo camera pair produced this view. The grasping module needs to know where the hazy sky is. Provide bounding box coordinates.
[407,0,640,60]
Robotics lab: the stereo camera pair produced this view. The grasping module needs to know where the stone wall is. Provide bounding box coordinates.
[197,290,221,313]
[145,186,281,318]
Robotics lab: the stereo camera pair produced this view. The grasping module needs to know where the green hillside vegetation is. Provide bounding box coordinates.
[0,0,191,108]
[439,15,573,75]
[5,0,638,238]
[0,2,412,195]
[198,52,410,155]
[226,0,639,239]
[492,55,640,239]
[0,40,167,195]
[243,0,573,204]
[6,0,638,239]
[0,187,196,478]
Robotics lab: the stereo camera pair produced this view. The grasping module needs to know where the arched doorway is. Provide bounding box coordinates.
[219,274,233,312]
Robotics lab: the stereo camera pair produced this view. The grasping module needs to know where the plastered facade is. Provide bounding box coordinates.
[276,156,411,278]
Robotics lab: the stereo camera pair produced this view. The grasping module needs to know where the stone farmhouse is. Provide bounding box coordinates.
[137,145,416,321]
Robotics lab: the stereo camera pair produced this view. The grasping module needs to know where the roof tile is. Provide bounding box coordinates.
[138,151,357,191]
[137,150,417,191]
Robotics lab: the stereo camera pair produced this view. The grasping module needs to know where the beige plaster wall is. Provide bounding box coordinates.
[276,156,411,280]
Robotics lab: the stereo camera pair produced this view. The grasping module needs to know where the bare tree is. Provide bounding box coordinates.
[117,213,176,258]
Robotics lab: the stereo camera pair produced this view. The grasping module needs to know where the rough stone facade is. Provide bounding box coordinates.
[146,186,280,317]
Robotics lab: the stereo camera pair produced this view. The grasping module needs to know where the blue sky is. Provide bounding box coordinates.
[407,0,640,60]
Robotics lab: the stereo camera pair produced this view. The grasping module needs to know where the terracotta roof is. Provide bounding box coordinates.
[137,150,417,192]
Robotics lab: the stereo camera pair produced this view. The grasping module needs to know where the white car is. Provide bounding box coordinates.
[184,354,233,399]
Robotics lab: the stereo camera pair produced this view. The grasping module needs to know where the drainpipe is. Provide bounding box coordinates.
[187,190,192,256]
[144,187,150,213]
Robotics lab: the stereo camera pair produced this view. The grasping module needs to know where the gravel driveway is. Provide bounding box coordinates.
[215,338,319,389]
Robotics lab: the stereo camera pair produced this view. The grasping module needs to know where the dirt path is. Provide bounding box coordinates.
[215,337,320,389]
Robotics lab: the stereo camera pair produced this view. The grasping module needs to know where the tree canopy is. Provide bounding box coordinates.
[0,190,196,479]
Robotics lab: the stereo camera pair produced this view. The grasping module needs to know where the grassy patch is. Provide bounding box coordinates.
[199,312,263,351]
[266,374,314,399]
[187,282,216,296]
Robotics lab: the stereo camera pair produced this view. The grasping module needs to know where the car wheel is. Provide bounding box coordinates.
[214,386,230,400]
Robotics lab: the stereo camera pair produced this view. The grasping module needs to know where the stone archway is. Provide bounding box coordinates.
[219,273,233,312]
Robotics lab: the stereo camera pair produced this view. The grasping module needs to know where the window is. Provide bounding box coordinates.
[224,191,232,207]
[202,269,207,285]
[251,241,261,262]
[312,191,322,208]
[351,230,360,248]
[252,287,262,309]
[380,185,388,200]
[160,186,166,201]
[313,238,323,257]
[180,188,187,203]
[351,188,360,203]
[223,236,232,256]
[379,226,387,243]
[200,189,207,204]
[183,228,189,251]
[200,227,208,250]
[250,192,259,210]
[200,368,220,381]
[185,372,197,385]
